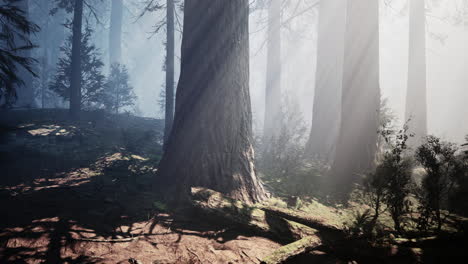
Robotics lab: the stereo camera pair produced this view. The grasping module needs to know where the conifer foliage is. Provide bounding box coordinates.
[0,0,39,103]
[50,27,105,109]
[103,64,136,114]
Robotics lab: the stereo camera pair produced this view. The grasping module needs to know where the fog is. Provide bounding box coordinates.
[2,1,468,261]
[379,0,468,143]
[114,0,467,143]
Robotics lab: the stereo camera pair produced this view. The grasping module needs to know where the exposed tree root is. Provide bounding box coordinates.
[73,236,141,243]
[190,188,352,263]
[189,188,435,264]
[190,187,317,242]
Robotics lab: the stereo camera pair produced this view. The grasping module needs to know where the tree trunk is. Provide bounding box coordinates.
[70,0,83,118]
[331,0,381,199]
[109,0,123,66]
[41,3,50,109]
[263,0,282,145]
[305,0,346,163]
[405,0,427,148]
[41,43,49,109]
[156,0,267,204]
[163,0,175,148]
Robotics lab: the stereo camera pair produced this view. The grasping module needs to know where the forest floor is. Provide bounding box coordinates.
[0,109,280,264]
[0,109,467,264]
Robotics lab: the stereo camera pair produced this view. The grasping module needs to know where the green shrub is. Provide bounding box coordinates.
[415,135,464,232]
[363,123,414,233]
[256,95,328,197]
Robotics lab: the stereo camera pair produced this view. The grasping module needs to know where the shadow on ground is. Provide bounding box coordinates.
[0,109,280,264]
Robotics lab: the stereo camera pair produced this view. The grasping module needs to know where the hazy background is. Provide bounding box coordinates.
[101,0,467,143]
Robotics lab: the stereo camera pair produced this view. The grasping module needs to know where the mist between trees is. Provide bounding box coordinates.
[1,0,468,263]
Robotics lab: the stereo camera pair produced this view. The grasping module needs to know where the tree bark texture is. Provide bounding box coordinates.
[156,0,267,204]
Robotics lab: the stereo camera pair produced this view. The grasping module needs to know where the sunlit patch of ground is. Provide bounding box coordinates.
[1,212,281,264]
[1,109,467,263]
[0,152,146,194]
[27,127,56,136]
[0,109,281,263]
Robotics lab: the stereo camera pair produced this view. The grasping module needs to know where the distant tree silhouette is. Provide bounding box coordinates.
[50,27,105,110]
[331,0,381,201]
[103,63,136,114]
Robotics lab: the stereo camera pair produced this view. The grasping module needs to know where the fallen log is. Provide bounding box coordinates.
[260,206,343,234]
[393,236,438,246]
[260,236,322,264]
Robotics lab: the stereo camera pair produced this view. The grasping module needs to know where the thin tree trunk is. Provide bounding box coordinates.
[70,0,83,118]
[156,0,267,204]
[371,196,381,229]
[405,0,427,148]
[41,5,50,109]
[41,48,48,108]
[109,0,123,66]
[331,0,381,200]
[263,0,282,145]
[164,0,175,148]
[306,0,346,163]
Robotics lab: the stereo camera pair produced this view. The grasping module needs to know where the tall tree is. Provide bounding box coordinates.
[109,0,123,66]
[405,0,427,148]
[263,0,282,145]
[331,0,381,199]
[140,0,178,147]
[30,0,68,108]
[52,0,88,117]
[156,0,267,204]
[69,0,83,118]
[40,1,50,109]
[50,27,105,109]
[164,0,175,148]
[305,0,346,162]
[104,64,136,114]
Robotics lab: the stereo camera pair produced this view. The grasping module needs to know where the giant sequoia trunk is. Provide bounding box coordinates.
[306,0,346,162]
[163,0,175,148]
[156,0,267,204]
[109,0,123,66]
[331,0,381,198]
[70,0,83,118]
[263,0,282,145]
[405,0,427,148]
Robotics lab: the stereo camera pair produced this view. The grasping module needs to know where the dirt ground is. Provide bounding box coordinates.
[0,109,280,264]
[2,109,468,264]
